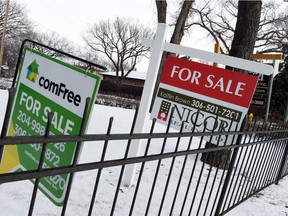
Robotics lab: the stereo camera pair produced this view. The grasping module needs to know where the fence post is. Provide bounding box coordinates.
[28,112,53,216]
[214,116,247,216]
[122,23,168,186]
[61,97,91,216]
[276,140,288,185]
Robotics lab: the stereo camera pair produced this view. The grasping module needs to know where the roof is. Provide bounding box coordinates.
[100,71,146,80]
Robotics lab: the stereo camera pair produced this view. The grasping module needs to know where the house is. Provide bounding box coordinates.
[98,70,146,100]
[74,64,147,108]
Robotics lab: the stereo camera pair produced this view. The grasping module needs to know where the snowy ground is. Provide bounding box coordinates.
[227,178,288,216]
[0,87,288,215]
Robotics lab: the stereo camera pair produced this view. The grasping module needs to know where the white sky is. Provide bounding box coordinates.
[15,0,211,71]
[14,0,213,49]
[13,0,288,47]
[15,0,156,45]
[13,0,287,71]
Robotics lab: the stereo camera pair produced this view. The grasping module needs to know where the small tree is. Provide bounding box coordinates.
[83,17,153,86]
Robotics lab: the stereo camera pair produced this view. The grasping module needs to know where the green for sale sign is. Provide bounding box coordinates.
[0,48,102,206]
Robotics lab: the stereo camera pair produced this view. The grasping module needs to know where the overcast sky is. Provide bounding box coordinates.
[15,0,158,46]
[14,0,213,49]
[13,0,287,71]
[14,0,288,48]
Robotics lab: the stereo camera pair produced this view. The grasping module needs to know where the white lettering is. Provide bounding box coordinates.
[170,65,180,78]
[213,77,225,92]
[19,92,41,117]
[42,106,52,122]
[205,75,246,96]
[205,75,214,88]
[170,65,201,85]
[235,82,246,96]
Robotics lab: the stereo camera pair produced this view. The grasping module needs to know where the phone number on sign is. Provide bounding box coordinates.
[15,122,63,167]
[190,100,241,121]
[158,88,242,122]
[16,109,46,135]
[14,109,67,167]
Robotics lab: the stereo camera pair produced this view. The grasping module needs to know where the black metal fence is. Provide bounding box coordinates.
[1,91,288,216]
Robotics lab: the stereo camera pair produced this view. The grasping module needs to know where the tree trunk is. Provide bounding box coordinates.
[155,0,167,23]
[200,142,231,170]
[170,0,194,45]
[151,0,194,111]
[201,0,262,169]
[229,0,262,60]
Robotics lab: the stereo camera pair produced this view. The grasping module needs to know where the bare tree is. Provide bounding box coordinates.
[156,0,167,23]
[200,1,262,169]
[83,17,153,85]
[33,32,76,58]
[4,30,77,74]
[229,0,262,60]
[1,1,83,75]
[0,1,31,39]
[77,48,101,67]
[188,0,287,54]
[0,1,34,75]
[4,27,36,71]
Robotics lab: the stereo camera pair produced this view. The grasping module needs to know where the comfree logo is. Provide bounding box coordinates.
[26,60,39,83]
[38,76,82,107]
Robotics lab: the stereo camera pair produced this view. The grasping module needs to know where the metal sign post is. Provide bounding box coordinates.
[122,23,168,186]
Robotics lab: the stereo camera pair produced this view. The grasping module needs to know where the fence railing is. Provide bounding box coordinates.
[1,93,288,215]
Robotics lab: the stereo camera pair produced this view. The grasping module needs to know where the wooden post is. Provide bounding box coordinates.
[213,43,220,67]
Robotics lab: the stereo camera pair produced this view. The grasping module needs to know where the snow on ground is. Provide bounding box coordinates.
[0,88,288,216]
[226,177,288,216]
